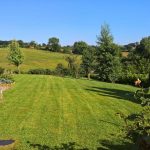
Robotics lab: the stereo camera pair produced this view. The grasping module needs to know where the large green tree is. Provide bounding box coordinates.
[136,36,150,83]
[72,41,88,54]
[48,37,61,52]
[136,36,150,58]
[8,40,24,73]
[96,24,122,82]
[81,46,96,79]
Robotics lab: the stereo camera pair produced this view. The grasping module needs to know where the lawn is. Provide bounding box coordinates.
[0,48,68,72]
[0,74,141,150]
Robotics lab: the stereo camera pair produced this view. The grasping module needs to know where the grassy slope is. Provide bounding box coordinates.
[0,48,68,71]
[0,75,141,149]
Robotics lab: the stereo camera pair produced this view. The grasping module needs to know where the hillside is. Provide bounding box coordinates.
[0,48,69,72]
[0,74,141,149]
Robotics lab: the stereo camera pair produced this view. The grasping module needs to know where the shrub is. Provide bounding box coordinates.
[55,63,69,76]
[117,90,150,149]
[118,73,148,86]
[28,68,52,75]
[0,67,5,75]
[0,74,14,83]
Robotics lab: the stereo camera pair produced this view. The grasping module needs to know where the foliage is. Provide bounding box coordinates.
[117,107,150,149]
[55,63,69,76]
[96,24,122,82]
[0,73,14,83]
[117,86,150,149]
[62,46,72,54]
[29,41,37,49]
[97,23,113,46]
[28,68,52,75]
[8,40,24,73]
[72,41,88,54]
[81,47,96,79]
[118,73,148,86]
[0,40,11,48]
[134,87,150,106]
[0,67,5,75]
[47,37,61,52]
[108,56,122,83]
[136,36,150,58]
[65,55,81,78]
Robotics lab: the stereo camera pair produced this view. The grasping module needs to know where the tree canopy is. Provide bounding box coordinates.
[8,40,24,73]
[48,37,61,52]
[72,41,88,54]
[96,24,121,82]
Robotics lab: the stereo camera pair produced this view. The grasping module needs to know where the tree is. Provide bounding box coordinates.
[96,24,121,82]
[81,46,96,79]
[29,41,37,49]
[48,37,61,52]
[136,36,150,58]
[65,55,80,78]
[72,41,88,54]
[134,37,150,85]
[17,40,24,48]
[8,40,24,73]
[97,23,113,46]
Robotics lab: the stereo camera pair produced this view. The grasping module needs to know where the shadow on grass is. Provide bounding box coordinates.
[97,139,137,150]
[27,141,89,150]
[27,140,137,150]
[85,86,139,104]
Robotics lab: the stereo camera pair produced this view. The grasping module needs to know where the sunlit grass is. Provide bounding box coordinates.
[0,75,141,149]
[0,48,68,72]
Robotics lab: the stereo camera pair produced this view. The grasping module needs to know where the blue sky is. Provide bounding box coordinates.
[0,0,150,45]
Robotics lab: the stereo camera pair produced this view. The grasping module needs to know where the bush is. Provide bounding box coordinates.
[28,68,52,75]
[55,63,69,76]
[0,67,5,75]
[118,73,148,86]
[0,74,15,83]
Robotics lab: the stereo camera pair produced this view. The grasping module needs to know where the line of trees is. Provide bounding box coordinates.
[0,39,89,54]
[81,24,150,85]
[4,23,150,86]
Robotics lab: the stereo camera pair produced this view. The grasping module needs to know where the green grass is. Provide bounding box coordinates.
[0,48,69,72]
[0,75,141,150]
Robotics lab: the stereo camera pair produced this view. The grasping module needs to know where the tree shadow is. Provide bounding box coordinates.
[97,139,137,150]
[27,140,137,150]
[27,141,89,150]
[85,86,139,104]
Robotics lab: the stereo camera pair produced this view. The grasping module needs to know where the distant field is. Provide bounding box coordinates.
[0,48,69,72]
[122,51,129,57]
[0,74,141,149]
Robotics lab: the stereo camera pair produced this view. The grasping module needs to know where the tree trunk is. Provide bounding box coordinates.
[88,73,91,80]
[17,65,20,74]
[75,71,78,79]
